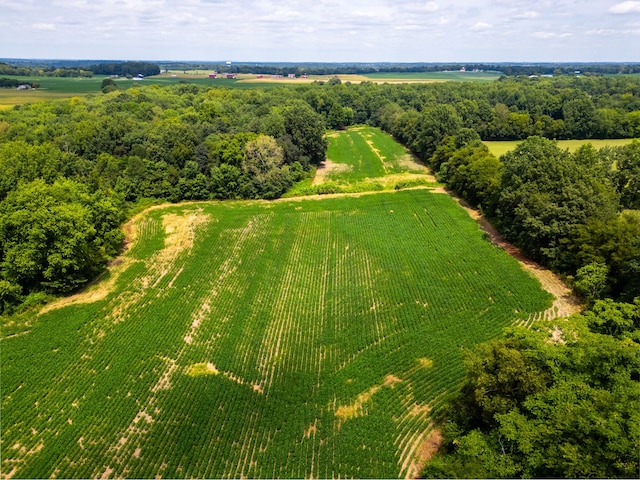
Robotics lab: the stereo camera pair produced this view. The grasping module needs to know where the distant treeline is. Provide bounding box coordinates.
[0,61,160,78]
[2,59,640,77]
[0,62,93,78]
[89,61,161,77]
[0,77,39,88]
[162,62,640,76]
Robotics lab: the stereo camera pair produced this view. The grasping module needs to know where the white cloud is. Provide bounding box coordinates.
[609,1,640,14]
[512,11,539,19]
[0,0,636,62]
[533,31,572,39]
[471,22,492,31]
[32,22,56,30]
[404,1,439,13]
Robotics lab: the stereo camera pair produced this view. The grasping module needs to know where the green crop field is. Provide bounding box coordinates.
[363,71,502,83]
[0,75,260,108]
[484,138,637,157]
[1,182,552,478]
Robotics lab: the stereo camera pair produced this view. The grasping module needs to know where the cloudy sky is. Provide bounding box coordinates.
[1,0,639,62]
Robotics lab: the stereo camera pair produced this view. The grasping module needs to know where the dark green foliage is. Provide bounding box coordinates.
[100,77,117,94]
[425,307,640,479]
[89,61,160,77]
[567,214,640,300]
[585,298,640,341]
[496,137,619,267]
[433,138,502,210]
[573,262,610,303]
[563,96,597,139]
[411,104,462,159]
[611,140,640,209]
[0,179,124,303]
[281,100,328,165]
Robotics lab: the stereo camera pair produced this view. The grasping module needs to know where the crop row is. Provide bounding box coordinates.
[1,189,551,478]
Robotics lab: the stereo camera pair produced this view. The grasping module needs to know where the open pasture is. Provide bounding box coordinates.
[484,138,637,157]
[1,188,551,479]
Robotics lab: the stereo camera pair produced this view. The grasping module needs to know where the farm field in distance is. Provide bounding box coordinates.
[0,126,554,479]
[483,138,637,157]
[0,70,502,109]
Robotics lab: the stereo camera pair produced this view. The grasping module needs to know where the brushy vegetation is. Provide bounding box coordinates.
[1,188,552,478]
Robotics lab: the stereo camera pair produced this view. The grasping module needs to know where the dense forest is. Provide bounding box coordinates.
[1,74,639,477]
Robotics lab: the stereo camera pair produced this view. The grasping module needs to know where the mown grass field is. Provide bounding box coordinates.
[484,138,637,157]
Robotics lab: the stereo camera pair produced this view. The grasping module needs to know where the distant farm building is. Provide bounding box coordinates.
[288,74,296,79]
[209,73,217,78]
[226,73,237,79]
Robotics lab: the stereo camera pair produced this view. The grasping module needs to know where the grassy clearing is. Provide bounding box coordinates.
[285,126,438,197]
[1,188,551,478]
[484,138,637,157]
[325,126,433,182]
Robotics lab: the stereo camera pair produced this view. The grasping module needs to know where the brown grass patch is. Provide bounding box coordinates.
[312,159,352,185]
[417,357,434,369]
[186,362,220,377]
[304,423,318,438]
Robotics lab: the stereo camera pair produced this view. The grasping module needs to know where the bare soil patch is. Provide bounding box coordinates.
[406,429,442,479]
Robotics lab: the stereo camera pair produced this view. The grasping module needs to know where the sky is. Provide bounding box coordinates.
[1,0,639,63]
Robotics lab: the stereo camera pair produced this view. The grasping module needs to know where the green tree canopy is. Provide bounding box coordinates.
[0,179,124,296]
[496,137,619,267]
